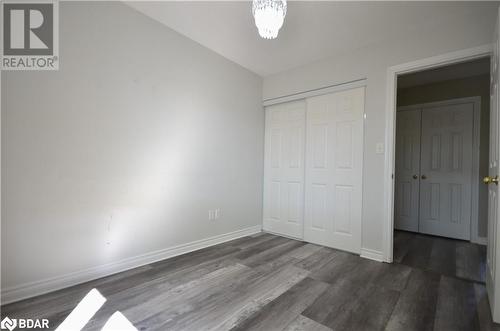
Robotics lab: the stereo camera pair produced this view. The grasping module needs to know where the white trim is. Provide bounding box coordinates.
[397,97,480,113]
[1,225,262,305]
[471,97,483,246]
[360,248,384,262]
[476,236,488,246]
[384,44,492,263]
[398,97,482,244]
[262,229,303,241]
[262,79,367,106]
[267,231,383,262]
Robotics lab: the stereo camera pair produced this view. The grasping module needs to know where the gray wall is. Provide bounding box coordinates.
[263,4,497,254]
[397,74,490,238]
[1,2,263,295]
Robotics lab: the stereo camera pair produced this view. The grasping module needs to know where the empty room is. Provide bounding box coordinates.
[2,1,500,330]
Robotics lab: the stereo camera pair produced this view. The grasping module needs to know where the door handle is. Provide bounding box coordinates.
[412,175,418,180]
[421,175,427,180]
[483,176,499,185]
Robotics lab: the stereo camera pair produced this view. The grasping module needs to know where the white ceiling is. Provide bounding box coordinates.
[127,1,499,77]
[398,57,490,89]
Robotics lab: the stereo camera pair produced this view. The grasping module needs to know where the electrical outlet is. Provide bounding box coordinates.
[208,209,221,221]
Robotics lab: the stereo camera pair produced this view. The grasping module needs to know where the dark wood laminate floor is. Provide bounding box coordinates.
[2,232,499,331]
[394,230,487,283]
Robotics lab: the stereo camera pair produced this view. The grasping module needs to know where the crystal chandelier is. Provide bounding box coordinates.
[252,0,287,39]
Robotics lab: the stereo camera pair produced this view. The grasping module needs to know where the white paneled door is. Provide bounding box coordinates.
[487,9,500,321]
[419,104,474,240]
[394,109,421,232]
[304,87,365,253]
[395,102,475,240]
[263,101,306,238]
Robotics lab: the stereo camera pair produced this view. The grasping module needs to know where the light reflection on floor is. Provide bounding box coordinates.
[55,289,137,331]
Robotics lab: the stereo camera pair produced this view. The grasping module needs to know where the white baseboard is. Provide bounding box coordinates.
[360,248,384,262]
[1,225,262,305]
[472,236,488,246]
[262,229,303,241]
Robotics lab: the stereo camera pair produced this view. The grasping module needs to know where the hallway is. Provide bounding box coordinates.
[394,230,486,283]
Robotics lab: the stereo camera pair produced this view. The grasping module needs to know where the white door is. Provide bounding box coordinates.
[304,87,364,253]
[394,109,421,232]
[263,101,306,239]
[487,8,500,322]
[419,104,474,240]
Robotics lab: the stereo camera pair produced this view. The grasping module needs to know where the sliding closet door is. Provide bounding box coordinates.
[394,109,421,232]
[263,101,306,239]
[304,87,364,253]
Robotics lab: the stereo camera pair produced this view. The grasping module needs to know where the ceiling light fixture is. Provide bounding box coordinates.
[252,0,287,40]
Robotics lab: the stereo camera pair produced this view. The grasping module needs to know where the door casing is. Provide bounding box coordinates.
[384,44,492,263]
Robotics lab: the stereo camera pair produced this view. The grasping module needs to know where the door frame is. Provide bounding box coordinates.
[383,44,492,263]
[396,97,482,242]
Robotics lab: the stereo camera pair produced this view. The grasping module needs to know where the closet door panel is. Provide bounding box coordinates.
[394,109,421,232]
[263,101,306,238]
[304,87,364,253]
[419,103,474,240]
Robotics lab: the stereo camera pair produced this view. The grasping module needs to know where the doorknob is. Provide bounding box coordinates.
[483,176,499,185]
[412,175,418,179]
[421,175,427,180]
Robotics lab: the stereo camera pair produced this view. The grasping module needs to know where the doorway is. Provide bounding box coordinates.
[391,58,490,283]
[384,12,500,322]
